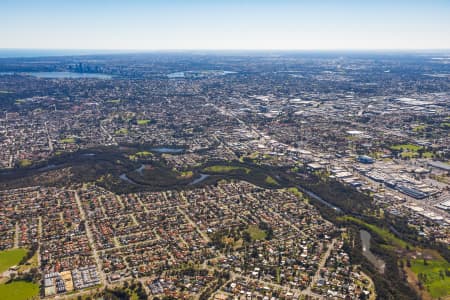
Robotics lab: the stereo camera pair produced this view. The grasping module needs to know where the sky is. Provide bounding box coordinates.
[1,0,450,50]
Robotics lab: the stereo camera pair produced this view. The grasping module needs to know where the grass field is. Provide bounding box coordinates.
[135,151,153,157]
[137,119,151,125]
[246,225,267,241]
[422,152,434,158]
[410,259,450,299]
[390,144,423,151]
[114,128,129,135]
[400,151,419,158]
[339,216,410,249]
[390,142,434,158]
[412,125,427,132]
[203,165,251,174]
[178,170,193,178]
[18,159,32,168]
[129,151,153,160]
[59,137,76,144]
[399,151,434,159]
[264,176,278,185]
[287,187,303,198]
[0,249,28,273]
[130,291,139,300]
[0,281,39,300]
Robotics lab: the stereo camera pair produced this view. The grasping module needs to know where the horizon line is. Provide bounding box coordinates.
[1,48,450,59]
[1,48,450,52]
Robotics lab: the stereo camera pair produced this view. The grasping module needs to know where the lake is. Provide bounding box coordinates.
[360,229,386,273]
[167,72,185,78]
[0,71,112,79]
[167,70,237,78]
[150,147,184,154]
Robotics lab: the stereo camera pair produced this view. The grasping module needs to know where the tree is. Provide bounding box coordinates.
[266,226,274,240]
[242,231,251,243]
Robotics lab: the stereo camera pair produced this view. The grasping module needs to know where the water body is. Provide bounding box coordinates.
[81,153,96,157]
[120,170,210,186]
[360,230,386,273]
[136,164,146,175]
[0,71,112,79]
[120,164,152,185]
[189,173,210,185]
[167,70,236,78]
[119,173,139,185]
[167,72,185,78]
[37,164,57,172]
[296,185,343,213]
[150,147,184,154]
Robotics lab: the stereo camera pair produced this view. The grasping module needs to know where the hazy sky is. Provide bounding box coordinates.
[2,0,450,50]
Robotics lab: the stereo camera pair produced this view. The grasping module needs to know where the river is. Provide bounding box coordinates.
[296,185,343,213]
[150,147,184,154]
[119,173,140,185]
[189,173,210,185]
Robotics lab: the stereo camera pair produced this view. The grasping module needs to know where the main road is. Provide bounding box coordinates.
[73,190,107,286]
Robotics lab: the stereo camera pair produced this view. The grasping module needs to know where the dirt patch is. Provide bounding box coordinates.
[404,267,432,300]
